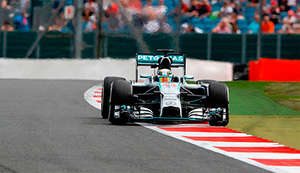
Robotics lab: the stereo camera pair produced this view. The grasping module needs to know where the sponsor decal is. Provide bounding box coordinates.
[137,55,184,64]
[161,83,177,87]
[165,101,177,106]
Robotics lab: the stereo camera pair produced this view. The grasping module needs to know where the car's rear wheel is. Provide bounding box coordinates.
[101,77,125,119]
[108,79,133,124]
[206,82,229,126]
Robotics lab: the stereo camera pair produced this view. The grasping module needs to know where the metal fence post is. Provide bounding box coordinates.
[241,34,246,64]
[70,35,73,58]
[103,34,108,57]
[176,0,183,53]
[256,0,263,60]
[2,31,7,57]
[257,33,261,60]
[74,0,83,59]
[96,0,103,58]
[36,43,40,58]
[207,33,212,60]
[276,34,281,59]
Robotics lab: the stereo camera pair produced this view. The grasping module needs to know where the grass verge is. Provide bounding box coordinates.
[191,80,300,115]
[265,82,300,112]
[226,81,300,115]
[225,81,300,149]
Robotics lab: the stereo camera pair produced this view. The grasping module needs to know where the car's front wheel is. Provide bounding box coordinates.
[206,82,229,126]
[101,77,125,119]
[108,79,133,124]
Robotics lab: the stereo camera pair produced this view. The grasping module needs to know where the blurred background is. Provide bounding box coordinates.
[0,0,300,65]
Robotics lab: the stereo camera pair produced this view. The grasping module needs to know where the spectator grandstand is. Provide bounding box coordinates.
[0,0,300,34]
[102,0,300,34]
[104,0,300,34]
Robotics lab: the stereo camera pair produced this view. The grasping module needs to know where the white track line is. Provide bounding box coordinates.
[198,142,283,147]
[229,153,300,159]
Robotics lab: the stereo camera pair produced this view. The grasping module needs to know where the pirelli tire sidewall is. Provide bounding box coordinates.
[101,76,125,119]
[207,82,229,107]
[108,79,133,124]
[110,80,133,105]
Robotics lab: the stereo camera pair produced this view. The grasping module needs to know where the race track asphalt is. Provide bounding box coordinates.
[0,79,270,173]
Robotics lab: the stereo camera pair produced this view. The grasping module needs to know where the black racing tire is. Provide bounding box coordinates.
[197,80,217,85]
[108,80,133,124]
[207,82,230,126]
[101,77,125,119]
[110,80,133,105]
[207,82,229,107]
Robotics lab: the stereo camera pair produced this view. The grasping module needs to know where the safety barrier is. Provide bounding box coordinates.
[0,58,233,81]
[249,58,300,81]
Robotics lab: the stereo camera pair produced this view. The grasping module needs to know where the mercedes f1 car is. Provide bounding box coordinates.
[101,49,229,126]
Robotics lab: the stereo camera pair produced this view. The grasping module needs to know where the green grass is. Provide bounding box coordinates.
[225,81,300,115]
[225,81,300,149]
[265,82,300,112]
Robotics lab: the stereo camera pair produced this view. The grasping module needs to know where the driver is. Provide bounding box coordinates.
[157,68,172,83]
[156,56,173,82]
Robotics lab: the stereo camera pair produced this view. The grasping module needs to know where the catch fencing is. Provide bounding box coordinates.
[0,31,95,58]
[1,31,300,64]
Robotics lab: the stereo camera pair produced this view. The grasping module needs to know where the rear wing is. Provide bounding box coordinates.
[136,53,186,81]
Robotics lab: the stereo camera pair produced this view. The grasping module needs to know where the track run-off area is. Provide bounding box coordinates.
[85,82,300,173]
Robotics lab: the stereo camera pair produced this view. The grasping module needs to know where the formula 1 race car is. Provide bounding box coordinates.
[101,49,229,126]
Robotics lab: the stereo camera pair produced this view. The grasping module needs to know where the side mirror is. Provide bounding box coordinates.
[140,75,151,79]
[184,75,194,80]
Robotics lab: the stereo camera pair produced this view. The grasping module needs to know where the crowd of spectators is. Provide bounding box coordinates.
[103,0,172,33]
[0,0,98,33]
[103,0,300,34]
[2,0,300,34]
[47,0,98,33]
[179,0,300,34]
[0,0,31,31]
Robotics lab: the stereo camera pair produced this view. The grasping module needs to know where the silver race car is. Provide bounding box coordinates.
[101,49,229,126]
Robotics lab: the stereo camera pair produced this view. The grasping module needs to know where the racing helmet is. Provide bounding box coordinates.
[157,69,172,83]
